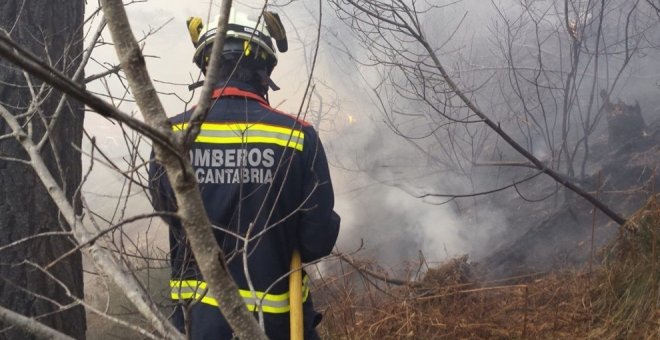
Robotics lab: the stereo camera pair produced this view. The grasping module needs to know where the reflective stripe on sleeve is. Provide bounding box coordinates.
[170,276,310,314]
[172,122,304,151]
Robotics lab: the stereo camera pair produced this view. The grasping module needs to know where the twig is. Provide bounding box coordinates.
[0,32,181,160]
[0,305,74,340]
[522,285,529,338]
[84,64,121,83]
[338,253,417,287]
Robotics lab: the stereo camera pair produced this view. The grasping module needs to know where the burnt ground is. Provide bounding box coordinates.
[481,118,660,277]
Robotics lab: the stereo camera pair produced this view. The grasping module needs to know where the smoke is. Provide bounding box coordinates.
[304,1,502,267]
[324,112,511,267]
[326,121,471,266]
[311,0,659,271]
[80,0,660,275]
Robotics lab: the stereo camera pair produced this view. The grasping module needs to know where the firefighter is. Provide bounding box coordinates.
[148,8,340,340]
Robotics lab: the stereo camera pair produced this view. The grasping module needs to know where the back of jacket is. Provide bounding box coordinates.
[149,81,340,336]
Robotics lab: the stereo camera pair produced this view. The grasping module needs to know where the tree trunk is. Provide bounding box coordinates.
[0,1,86,339]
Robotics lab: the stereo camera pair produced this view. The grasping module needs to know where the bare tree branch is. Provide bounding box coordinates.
[647,0,660,13]
[84,64,121,83]
[0,32,179,158]
[0,305,74,340]
[332,0,627,225]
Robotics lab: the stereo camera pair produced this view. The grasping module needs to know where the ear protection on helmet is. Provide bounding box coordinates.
[262,11,287,53]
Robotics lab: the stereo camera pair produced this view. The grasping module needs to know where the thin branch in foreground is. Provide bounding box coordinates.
[0,305,74,340]
[0,32,181,160]
[336,253,416,287]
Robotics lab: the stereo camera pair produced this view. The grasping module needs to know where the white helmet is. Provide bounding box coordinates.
[187,9,287,75]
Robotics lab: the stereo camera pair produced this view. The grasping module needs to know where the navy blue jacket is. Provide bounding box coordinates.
[149,81,340,339]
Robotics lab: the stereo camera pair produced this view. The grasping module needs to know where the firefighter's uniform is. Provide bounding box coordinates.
[149,80,340,339]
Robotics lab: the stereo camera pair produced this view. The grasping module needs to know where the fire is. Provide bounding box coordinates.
[347,114,355,124]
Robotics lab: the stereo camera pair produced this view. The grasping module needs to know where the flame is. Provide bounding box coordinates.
[347,114,355,124]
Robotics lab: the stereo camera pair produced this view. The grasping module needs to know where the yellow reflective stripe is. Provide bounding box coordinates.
[170,280,209,289]
[194,135,303,151]
[236,275,310,302]
[169,276,310,314]
[172,123,304,151]
[174,123,304,137]
[172,123,186,132]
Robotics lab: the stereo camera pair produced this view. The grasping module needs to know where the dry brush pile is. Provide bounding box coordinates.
[316,196,659,339]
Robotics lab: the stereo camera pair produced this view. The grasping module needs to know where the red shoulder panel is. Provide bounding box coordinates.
[258,103,312,127]
[210,86,312,127]
[212,87,268,105]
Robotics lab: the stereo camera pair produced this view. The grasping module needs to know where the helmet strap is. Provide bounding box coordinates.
[257,69,280,92]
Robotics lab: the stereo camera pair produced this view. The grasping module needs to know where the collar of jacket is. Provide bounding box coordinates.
[211,80,268,106]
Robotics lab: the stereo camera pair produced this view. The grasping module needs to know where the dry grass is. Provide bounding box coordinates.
[590,195,659,339]
[317,196,659,339]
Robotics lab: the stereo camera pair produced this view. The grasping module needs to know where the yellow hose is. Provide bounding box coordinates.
[289,249,303,340]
